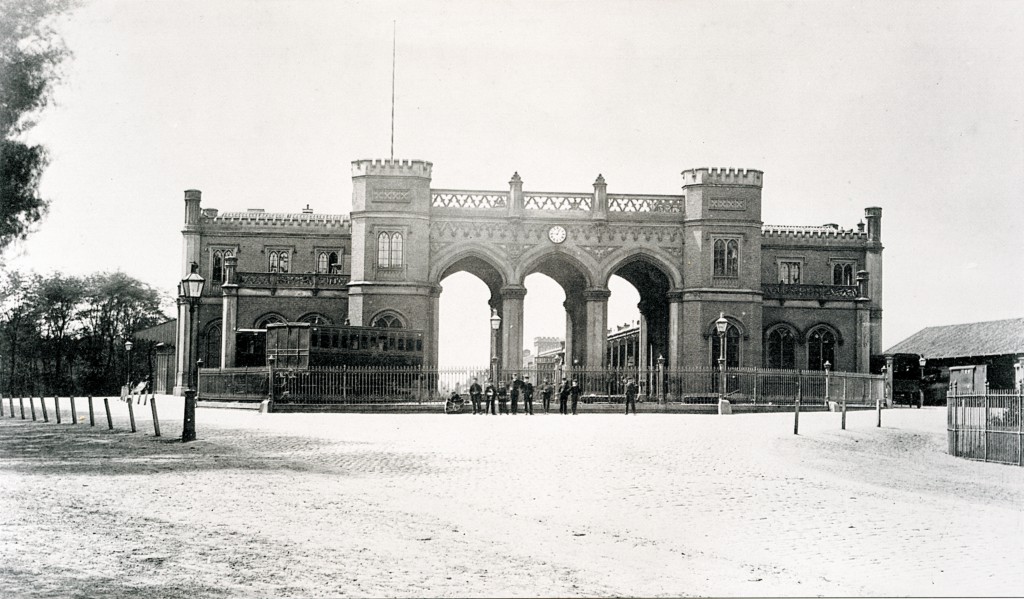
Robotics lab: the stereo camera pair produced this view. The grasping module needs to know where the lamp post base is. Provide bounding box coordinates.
[182,389,197,442]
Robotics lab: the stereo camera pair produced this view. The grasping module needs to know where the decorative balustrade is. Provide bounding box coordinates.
[431,190,508,209]
[608,194,685,213]
[235,271,350,290]
[762,284,859,300]
[524,193,592,211]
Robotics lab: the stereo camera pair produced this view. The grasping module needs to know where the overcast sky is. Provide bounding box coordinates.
[7,0,1023,366]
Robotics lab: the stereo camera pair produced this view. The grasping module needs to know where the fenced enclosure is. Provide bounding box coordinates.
[948,389,1023,466]
[196,364,883,409]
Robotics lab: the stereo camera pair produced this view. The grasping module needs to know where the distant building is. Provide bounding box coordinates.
[884,318,1024,402]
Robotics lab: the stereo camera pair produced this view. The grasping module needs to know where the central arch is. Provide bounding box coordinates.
[519,250,595,368]
[433,248,510,371]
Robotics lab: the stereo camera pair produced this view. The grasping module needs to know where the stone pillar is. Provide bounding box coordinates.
[509,172,524,218]
[583,288,611,369]
[500,285,527,373]
[667,290,685,369]
[173,298,190,395]
[427,286,441,367]
[592,174,607,222]
[220,257,238,368]
[884,354,895,408]
[563,304,574,369]
[856,298,871,374]
[181,190,202,277]
[638,311,649,371]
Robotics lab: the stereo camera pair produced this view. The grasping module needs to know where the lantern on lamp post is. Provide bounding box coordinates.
[918,355,927,409]
[489,309,501,385]
[180,262,205,442]
[715,312,729,402]
[124,339,134,390]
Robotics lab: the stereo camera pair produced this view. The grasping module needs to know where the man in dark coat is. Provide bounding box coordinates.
[484,380,497,415]
[523,375,535,415]
[469,377,483,415]
[558,377,570,415]
[569,379,583,415]
[509,375,521,415]
[624,377,638,415]
[541,378,554,413]
[498,381,509,414]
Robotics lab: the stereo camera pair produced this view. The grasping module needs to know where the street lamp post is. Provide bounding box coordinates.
[715,312,729,404]
[918,355,927,409]
[824,360,831,406]
[180,262,205,442]
[489,309,501,385]
[124,340,133,391]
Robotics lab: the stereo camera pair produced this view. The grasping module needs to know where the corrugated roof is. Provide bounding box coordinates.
[885,318,1024,359]
[133,319,177,346]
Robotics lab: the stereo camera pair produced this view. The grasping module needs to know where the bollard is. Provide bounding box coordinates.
[55,397,61,424]
[841,378,847,430]
[127,397,136,433]
[0,395,4,417]
[19,397,25,420]
[10,396,15,418]
[150,394,160,437]
[30,396,36,421]
[41,397,48,422]
[70,396,78,424]
[88,396,95,426]
[103,397,113,430]
[793,376,802,435]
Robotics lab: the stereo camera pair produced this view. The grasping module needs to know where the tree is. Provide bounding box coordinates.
[32,271,84,393]
[0,269,36,394]
[0,0,78,249]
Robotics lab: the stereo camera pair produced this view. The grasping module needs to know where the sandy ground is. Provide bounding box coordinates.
[1,396,1023,598]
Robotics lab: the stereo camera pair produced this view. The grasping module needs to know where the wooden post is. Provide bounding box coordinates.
[150,394,161,437]
[70,396,78,424]
[1017,389,1022,468]
[19,397,25,419]
[40,396,48,422]
[55,397,61,424]
[793,374,801,435]
[29,396,36,421]
[876,382,882,428]
[127,396,136,433]
[10,396,16,418]
[841,377,847,430]
[103,397,113,430]
[88,396,95,427]
[0,395,4,417]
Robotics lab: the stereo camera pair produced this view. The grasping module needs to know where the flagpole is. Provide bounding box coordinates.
[391,20,396,160]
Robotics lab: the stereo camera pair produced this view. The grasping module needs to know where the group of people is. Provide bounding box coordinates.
[464,375,610,415]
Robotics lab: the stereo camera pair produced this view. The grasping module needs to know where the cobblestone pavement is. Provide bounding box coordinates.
[1,397,1023,597]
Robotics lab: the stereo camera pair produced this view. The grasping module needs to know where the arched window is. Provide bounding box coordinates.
[255,314,287,329]
[316,252,339,274]
[298,313,332,326]
[714,239,739,277]
[377,232,403,268]
[765,327,796,369]
[317,252,328,274]
[203,323,222,368]
[212,251,224,284]
[808,328,837,370]
[710,324,740,368]
[843,264,853,285]
[833,263,855,285]
[372,312,405,329]
[268,250,289,273]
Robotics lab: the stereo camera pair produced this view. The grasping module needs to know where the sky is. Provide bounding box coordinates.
[6,0,1023,366]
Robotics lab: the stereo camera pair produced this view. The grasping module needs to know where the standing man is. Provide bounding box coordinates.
[484,379,497,415]
[469,377,483,415]
[523,375,535,415]
[569,378,583,415]
[510,374,522,415]
[541,378,553,413]
[498,380,510,414]
[558,377,570,415]
[624,376,638,415]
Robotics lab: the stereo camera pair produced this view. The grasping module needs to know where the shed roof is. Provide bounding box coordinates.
[885,318,1024,359]
[133,319,177,346]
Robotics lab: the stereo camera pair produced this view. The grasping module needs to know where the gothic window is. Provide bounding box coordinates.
[212,251,224,284]
[765,327,796,369]
[714,239,739,277]
[372,312,405,329]
[317,251,340,274]
[833,263,855,285]
[298,313,332,326]
[808,327,837,370]
[710,323,740,368]
[268,250,290,273]
[203,322,222,368]
[779,260,802,284]
[255,314,287,329]
[377,232,404,269]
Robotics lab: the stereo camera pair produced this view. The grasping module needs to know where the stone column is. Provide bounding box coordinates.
[173,298,190,395]
[583,288,611,369]
[667,290,685,370]
[220,256,239,368]
[427,286,441,367]
[500,286,527,373]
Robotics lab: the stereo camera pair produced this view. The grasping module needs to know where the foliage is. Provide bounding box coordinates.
[0,0,78,249]
[0,268,169,395]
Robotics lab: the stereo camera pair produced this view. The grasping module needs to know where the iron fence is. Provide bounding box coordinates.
[948,389,1023,467]
[197,364,883,408]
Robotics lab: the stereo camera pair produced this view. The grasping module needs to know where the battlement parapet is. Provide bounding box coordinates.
[682,167,763,187]
[761,223,866,240]
[351,159,433,177]
[209,210,351,229]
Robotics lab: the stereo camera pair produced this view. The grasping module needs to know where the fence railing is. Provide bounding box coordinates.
[948,389,1023,467]
[196,364,883,407]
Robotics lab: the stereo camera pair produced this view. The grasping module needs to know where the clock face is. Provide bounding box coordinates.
[548,225,567,244]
